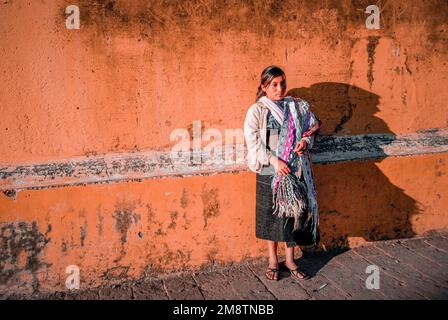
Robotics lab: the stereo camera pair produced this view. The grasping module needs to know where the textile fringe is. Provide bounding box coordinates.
[271,173,308,230]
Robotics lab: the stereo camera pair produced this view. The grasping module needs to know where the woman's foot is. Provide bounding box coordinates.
[285,261,310,280]
[265,260,279,281]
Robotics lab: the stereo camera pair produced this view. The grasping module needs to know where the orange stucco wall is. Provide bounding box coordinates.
[1,0,447,293]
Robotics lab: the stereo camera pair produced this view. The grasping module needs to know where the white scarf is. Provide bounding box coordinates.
[258,95,293,124]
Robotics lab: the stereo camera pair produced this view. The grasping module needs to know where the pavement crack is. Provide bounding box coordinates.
[190,273,206,300]
[399,241,444,268]
[424,238,448,255]
[246,264,279,300]
[161,279,172,300]
[319,273,352,299]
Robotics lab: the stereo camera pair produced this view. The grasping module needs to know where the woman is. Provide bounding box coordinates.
[243,65,323,281]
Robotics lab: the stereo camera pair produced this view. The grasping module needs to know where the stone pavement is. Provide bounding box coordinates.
[4,230,448,300]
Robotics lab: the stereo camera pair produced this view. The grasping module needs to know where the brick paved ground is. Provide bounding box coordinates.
[3,230,448,300]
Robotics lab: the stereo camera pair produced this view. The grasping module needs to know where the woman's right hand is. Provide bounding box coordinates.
[269,157,291,176]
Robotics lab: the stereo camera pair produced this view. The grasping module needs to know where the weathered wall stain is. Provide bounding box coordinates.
[113,209,133,245]
[145,203,167,237]
[167,210,178,229]
[367,36,380,89]
[79,209,88,247]
[148,243,193,274]
[97,205,104,237]
[0,221,51,293]
[182,211,192,230]
[65,0,448,53]
[102,265,130,281]
[60,239,67,253]
[206,234,219,264]
[201,185,220,228]
[435,158,445,177]
[112,201,141,262]
[180,188,189,209]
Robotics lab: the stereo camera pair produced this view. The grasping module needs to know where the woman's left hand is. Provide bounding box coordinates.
[294,140,308,155]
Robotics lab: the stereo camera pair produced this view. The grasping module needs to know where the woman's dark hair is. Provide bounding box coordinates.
[255,65,286,102]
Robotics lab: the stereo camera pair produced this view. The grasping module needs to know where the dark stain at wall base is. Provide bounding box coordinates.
[102,265,130,281]
[144,243,193,276]
[0,221,51,294]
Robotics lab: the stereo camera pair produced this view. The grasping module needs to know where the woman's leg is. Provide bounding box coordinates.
[284,245,297,269]
[285,244,309,280]
[266,241,279,280]
[268,241,278,265]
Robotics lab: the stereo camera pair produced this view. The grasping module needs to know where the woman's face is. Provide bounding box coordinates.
[262,75,286,101]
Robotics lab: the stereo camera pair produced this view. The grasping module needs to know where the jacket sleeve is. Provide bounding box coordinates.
[299,100,322,150]
[243,104,273,173]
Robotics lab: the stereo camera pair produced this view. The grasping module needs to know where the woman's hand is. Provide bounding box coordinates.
[269,156,291,176]
[294,139,308,155]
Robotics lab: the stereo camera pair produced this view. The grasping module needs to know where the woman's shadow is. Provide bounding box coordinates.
[284,82,423,277]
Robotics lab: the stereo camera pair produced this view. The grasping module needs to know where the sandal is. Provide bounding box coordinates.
[265,266,279,281]
[287,266,310,281]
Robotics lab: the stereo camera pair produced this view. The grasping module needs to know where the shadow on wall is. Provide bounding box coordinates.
[283,82,420,247]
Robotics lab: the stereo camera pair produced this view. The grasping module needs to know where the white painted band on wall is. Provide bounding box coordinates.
[1,128,447,192]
